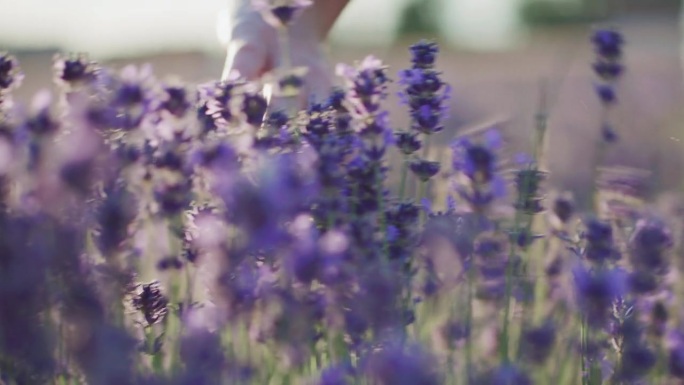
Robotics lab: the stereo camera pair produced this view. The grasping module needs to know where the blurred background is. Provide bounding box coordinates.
[1,0,683,202]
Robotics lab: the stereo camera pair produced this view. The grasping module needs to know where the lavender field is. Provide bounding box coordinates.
[1,2,684,385]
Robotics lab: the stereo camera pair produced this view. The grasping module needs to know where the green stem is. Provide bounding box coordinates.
[465,263,474,384]
[581,316,589,385]
[398,156,409,201]
[418,181,427,227]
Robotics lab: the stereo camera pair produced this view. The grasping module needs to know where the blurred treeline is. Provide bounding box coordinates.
[398,0,682,35]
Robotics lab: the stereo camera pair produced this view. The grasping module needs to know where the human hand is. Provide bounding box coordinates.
[220,0,335,108]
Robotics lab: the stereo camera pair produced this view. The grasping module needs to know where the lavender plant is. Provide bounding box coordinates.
[1,20,683,385]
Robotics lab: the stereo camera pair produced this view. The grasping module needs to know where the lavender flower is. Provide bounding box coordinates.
[520,323,556,364]
[550,192,575,226]
[24,90,60,136]
[591,28,624,137]
[473,231,510,302]
[132,281,168,327]
[252,0,313,28]
[409,40,440,69]
[628,218,672,274]
[318,364,353,385]
[451,129,506,211]
[53,53,99,91]
[670,343,684,379]
[231,83,268,128]
[336,56,389,116]
[513,167,547,215]
[0,52,23,91]
[398,41,450,136]
[159,84,193,119]
[363,342,440,385]
[582,217,620,264]
[395,131,422,155]
[573,264,626,326]
[474,364,532,385]
[592,29,624,60]
[110,64,158,130]
[409,159,441,182]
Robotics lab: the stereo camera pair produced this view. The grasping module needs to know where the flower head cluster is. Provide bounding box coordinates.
[131,281,168,327]
[0,52,23,117]
[398,40,450,137]
[0,52,23,94]
[450,129,506,212]
[107,64,160,131]
[591,29,624,107]
[582,216,620,264]
[53,53,99,92]
[473,231,511,302]
[337,56,390,119]
[573,263,626,327]
[513,155,547,216]
[627,218,673,295]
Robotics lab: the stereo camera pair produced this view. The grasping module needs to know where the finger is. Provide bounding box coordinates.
[222,41,269,81]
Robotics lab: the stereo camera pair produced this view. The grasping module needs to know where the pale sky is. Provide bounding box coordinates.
[0,0,529,58]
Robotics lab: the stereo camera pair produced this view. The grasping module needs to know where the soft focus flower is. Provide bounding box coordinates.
[252,0,313,28]
[450,129,506,211]
[592,29,624,59]
[363,342,440,385]
[670,339,684,379]
[131,281,168,327]
[336,56,389,116]
[230,83,268,128]
[549,192,575,228]
[0,52,23,92]
[582,217,620,264]
[53,53,99,91]
[595,83,617,105]
[573,264,626,326]
[473,231,510,302]
[513,167,547,215]
[409,40,440,69]
[23,90,60,136]
[410,159,440,182]
[317,364,353,385]
[110,64,159,130]
[520,323,556,364]
[474,364,532,385]
[628,218,672,274]
[395,131,421,155]
[159,83,194,119]
[593,60,624,81]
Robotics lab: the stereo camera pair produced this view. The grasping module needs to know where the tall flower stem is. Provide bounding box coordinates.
[529,81,552,324]
[398,155,409,201]
[501,81,550,363]
[376,162,390,263]
[464,261,474,385]
[418,134,432,226]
